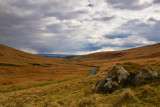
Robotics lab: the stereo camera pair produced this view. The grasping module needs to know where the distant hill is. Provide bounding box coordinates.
[37,54,82,58]
[1,43,160,64]
[0,43,160,107]
[76,43,160,60]
[0,44,62,65]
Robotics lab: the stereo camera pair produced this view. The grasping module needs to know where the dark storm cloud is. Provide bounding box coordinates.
[105,0,152,10]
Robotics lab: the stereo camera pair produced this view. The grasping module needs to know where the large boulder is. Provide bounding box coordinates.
[93,64,130,93]
[93,64,159,93]
[133,69,158,86]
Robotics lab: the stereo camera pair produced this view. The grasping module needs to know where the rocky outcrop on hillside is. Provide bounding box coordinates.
[93,65,130,93]
[93,64,158,93]
[134,69,158,86]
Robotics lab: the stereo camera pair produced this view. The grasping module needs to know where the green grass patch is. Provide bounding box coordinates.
[0,79,72,93]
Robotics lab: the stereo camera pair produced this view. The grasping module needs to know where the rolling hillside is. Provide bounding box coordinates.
[0,43,160,106]
[0,44,63,65]
[72,43,160,73]
[76,43,160,60]
[0,44,92,91]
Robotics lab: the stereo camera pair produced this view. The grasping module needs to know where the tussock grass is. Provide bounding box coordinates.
[0,73,159,107]
[0,43,160,106]
[78,97,96,107]
[122,62,142,74]
[141,85,156,96]
[113,89,138,107]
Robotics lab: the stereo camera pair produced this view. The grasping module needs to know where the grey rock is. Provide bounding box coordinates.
[133,69,158,86]
[93,64,130,93]
[93,64,159,93]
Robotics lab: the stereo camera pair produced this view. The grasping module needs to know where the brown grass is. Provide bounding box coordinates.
[113,89,139,107]
[0,44,93,92]
[0,43,160,106]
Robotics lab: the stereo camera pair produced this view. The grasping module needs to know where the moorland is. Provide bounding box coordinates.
[0,43,160,107]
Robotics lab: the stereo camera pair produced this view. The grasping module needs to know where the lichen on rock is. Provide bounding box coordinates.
[93,64,158,93]
[93,64,130,93]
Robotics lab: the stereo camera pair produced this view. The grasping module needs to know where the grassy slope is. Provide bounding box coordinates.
[73,43,160,74]
[77,43,160,60]
[0,43,160,106]
[0,44,92,92]
[0,44,66,65]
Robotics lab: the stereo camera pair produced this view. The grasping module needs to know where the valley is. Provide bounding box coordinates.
[0,43,160,106]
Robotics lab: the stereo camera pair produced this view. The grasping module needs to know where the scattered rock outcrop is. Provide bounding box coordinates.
[93,64,158,93]
[133,69,158,86]
[93,65,130,93]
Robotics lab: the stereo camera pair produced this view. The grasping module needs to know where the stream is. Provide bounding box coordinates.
[88,67,99,76]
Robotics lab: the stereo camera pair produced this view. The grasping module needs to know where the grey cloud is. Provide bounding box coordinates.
[148,17,159,22]
[147,22,160,41]
[118,19,160,42]
[154,0,160,3]
[46,24,66,33]
[105,0,152,10]
[5,0,86,20]
[0,0,159,54]
[104,33,131,39]
[26,36,83,53]
[45,10,87,20]
[0,0,87,54]
[93,16,115,21]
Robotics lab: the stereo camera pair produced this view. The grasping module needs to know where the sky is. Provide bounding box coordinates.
[0,0,160,55]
